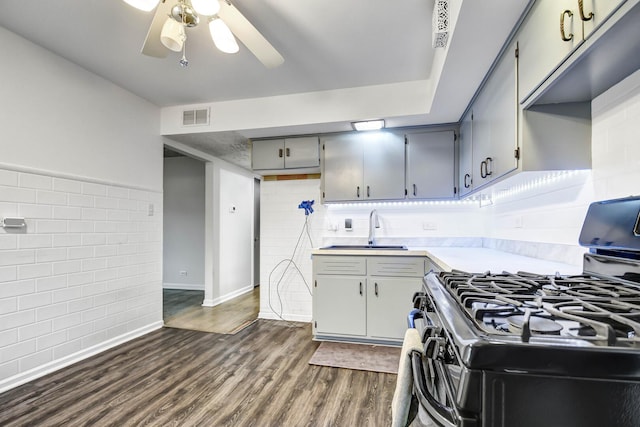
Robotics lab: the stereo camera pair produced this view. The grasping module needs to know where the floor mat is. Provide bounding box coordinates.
[309,341,401,374]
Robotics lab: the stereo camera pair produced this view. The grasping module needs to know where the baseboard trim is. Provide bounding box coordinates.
[258,311,312,323]
[0,321,164,394]
[163,282,205,291]
[202,285,254,307]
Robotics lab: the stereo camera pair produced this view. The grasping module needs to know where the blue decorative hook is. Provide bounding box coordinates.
[298,200,315,216]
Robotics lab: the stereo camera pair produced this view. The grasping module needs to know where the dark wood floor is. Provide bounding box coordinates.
[163,287,260,334]
[0,320,396,426]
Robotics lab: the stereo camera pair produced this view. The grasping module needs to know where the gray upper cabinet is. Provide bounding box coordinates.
[252,136,319,171]
[458,110,474,196]
[322,132,405,202]
[582,0,627,38]
[470,40,519,191]
[406,130,456,199]
[518,0,583,104]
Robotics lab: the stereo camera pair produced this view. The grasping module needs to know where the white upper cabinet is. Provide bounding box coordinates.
[322,132,405,202]
[406,130,456,199]
[252,136,319,171]
[518,0,583,103]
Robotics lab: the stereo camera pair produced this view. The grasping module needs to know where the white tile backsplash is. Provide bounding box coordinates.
[0,165,162,387]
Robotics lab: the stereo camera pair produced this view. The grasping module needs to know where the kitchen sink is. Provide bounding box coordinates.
[320,245,408,250]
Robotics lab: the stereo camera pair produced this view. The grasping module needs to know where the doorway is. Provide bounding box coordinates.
[162,144,260,333]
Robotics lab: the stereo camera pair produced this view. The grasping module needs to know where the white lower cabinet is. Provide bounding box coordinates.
[313,255,426,344]
[367,277,423,340]
[314,276,367,337]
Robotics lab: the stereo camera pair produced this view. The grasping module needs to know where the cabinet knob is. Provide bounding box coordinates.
[412,184,417,197]
[485,157,493,176]
[356,186,360,198]
[278,148,283,158]
[359,282,363,296]
[374,282,379,297]
[285,147,290,157]
[464,173,471,189]
[560,10,574,42]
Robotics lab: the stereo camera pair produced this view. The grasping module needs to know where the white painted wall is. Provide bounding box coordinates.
[217,169,254,299]
[0,26,163,191]
[259,70,640,321]
[163,157,205,289]
[0,27,163,392]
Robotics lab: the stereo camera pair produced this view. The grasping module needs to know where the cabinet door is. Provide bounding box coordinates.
[458,110,474,196]
[284,136,319,168]
[518,0,582,103]
[406,131,455,199]
[367,277,423,340]
[472,42,518,189]
[252,139,284,170]
[322,134,364,201]
[582,0,626,38]
[362,132,405,200]
[314,276,366,337]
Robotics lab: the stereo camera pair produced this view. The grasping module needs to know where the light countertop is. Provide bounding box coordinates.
[312,246,583,276]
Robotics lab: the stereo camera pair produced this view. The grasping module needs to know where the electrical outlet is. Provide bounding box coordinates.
[179,270,188,276]
[515,216,524,228]
[423,222,437,231]
[148,203,154,216]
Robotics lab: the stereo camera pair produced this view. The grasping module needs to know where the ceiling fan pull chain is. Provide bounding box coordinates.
[180,40,189,67]
[179,5,189,67]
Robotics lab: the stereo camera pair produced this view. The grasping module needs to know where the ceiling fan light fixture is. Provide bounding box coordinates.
[160,17,186,52]
[122,0,161,12]
[209,18,239,53]
[190,0,220,17]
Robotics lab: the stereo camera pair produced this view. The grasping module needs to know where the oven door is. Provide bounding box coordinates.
[408,310,471,427]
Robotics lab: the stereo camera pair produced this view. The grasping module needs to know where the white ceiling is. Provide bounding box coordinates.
[0,0,530,167]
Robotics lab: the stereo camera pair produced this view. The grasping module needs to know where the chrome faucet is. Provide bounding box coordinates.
[368,209,380,246]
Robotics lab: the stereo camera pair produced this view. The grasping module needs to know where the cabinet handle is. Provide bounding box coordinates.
[412,184,417,197]
[359,282,363,296]
[367,186,370,198]
[485,157,493,176]
[480,160,487,179]
[560,10,574,41]
[374,282,378,297]
[357,186,360,198]
[285,147,290,157]
[278,148,283,158]
[578,0,593,21]
[464,173,471,189]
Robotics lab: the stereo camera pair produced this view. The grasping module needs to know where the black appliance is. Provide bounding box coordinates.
[408,196,640,427]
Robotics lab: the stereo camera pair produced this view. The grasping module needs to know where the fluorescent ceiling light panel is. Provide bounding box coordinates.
[352,119,385,131]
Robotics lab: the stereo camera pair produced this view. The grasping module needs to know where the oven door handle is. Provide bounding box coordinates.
[411,351,458,427]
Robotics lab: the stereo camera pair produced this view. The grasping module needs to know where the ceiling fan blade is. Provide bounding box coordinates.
[141,0,173,58]
[218,1,284,68]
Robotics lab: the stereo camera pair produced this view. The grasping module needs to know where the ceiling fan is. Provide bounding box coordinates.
[122,0,284,68]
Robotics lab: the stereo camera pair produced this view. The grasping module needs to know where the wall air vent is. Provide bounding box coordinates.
[182,108,210,126]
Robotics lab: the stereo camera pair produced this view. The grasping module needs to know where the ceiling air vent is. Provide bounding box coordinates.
[182,108,210,126]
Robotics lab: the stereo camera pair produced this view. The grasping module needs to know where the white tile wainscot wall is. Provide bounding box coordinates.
[0,166,163,393]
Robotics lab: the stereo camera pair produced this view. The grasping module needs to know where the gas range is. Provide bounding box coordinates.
[408,196,640,427]
[439,268,640,349]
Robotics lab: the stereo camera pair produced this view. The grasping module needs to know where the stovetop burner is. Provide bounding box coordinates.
[438,271,640,347]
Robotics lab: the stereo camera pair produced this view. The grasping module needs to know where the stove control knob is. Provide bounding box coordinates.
[425,337,446,360]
